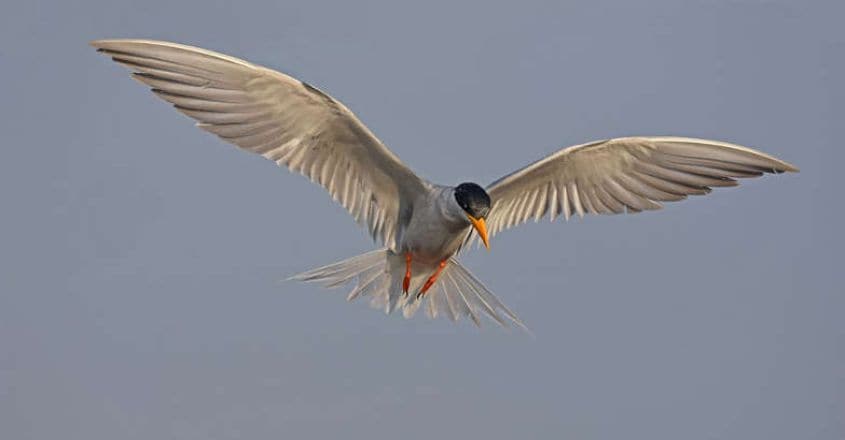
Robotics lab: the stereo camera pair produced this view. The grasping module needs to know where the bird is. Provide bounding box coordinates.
[91,39,798,329]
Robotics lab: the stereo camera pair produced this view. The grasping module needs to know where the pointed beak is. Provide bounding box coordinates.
[467,214,490,250]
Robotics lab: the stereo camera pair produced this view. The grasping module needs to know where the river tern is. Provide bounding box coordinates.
[92,39,798,329]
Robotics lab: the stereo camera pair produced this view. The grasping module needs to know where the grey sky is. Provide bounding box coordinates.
[1,0,842,439]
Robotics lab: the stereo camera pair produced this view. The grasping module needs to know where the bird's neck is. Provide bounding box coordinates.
[437,187,471,230]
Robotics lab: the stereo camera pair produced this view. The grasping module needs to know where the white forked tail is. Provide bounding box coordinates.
[289,249,527,330]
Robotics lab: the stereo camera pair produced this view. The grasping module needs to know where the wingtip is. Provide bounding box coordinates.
[89,38,154,51]
[770,160,799,174]
[89,39,111,49]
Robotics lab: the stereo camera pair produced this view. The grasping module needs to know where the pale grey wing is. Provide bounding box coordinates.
[469,136,798,246]
[92,39,427,250]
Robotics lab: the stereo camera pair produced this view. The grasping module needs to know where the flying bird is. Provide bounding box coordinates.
[92,39,798,329]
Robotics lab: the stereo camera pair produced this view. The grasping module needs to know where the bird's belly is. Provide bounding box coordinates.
[401,223,468,264]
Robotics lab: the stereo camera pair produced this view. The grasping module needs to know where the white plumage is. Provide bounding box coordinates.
[471,136,797,247]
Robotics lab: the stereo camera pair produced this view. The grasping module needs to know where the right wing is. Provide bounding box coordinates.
[470,136,797,246]
[92,39,428,250]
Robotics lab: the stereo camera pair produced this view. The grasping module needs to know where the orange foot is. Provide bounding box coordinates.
[402,253,412,295]
[418,259,448,299]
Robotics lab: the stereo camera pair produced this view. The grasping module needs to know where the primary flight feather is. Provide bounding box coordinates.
[92,39,798,329]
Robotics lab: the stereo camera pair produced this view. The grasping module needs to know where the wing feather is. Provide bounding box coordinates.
[93,39,428,250]
[470,137,797,246]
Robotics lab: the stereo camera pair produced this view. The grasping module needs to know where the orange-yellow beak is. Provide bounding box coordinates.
[467,214,490,250]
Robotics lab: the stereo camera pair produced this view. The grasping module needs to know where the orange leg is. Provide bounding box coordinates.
[403,253,412,295]
[418,259,448,298]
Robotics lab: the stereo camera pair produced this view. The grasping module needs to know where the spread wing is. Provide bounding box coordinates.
[470,136,797,246]
[92,39,428,250]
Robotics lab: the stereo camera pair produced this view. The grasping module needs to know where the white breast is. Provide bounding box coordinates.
[399,186,471,263]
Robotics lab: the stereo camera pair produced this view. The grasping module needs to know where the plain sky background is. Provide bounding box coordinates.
[1,0,842,439]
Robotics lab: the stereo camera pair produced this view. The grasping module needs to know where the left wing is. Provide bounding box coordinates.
[471,137,797,245]
[91,39,428,250]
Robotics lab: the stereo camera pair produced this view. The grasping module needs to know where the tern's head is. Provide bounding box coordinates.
[454,182,491,250]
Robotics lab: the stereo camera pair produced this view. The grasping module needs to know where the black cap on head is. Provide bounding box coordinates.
[454,182,491,219]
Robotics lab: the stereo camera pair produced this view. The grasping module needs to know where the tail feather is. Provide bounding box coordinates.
[288,249,386,287]
[289,248,527,330]
[448,260,527,330]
